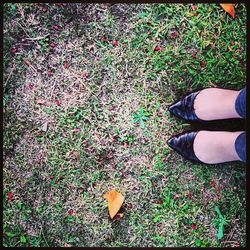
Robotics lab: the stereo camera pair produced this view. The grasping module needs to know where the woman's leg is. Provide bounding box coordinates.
[193,131,245,164]
[194,87,245,120]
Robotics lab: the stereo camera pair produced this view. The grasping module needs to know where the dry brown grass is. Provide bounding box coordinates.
[3,3,246,247]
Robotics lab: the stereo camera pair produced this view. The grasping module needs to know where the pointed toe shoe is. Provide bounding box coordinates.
[167,131,202,163]
[168,90,201,122]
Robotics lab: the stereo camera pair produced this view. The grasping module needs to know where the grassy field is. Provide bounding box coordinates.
[3,3,246,247]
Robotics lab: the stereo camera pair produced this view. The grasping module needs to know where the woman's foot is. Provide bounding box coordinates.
[193,131,242,164]
[194,88,241,120]
[168,130,243,164]
[168,88,242,122]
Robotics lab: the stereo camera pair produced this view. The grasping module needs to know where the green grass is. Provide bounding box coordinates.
[3,3,246,247]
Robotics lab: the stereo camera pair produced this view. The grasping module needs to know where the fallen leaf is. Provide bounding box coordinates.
[41,121,48,132]
[72,150,80,160]
[7,192,14,201]
[48,70,54,77]
[220,4,235,18]
[73,128,79,133]
[157,199,163,205]
[211,179,216,187]
[101,37,108,42]
[154,46,163,51]
[107,150,114,159]
[50,42,57,48]
[68,209,74,215]
[7,192,13,197]
[11,48,17,54]
[36,99,46,105]
[27,83,34,90]
[55,99,61,106]
[108,105,116,111]
[64,61,69,69]
[103,190,125,219]
[157,223,162,228]
[64,243,73,247]
[157,111,163,117]
[170,30,179,39]
[191,4,197,11]
[173,194,180,200]
[201,60,207,68]
[52,25,62,31]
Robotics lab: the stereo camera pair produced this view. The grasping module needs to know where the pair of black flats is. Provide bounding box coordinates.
[167,89,240,164]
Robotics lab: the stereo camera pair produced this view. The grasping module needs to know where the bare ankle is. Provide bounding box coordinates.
[194,88,241,120]
[193,131,242,164]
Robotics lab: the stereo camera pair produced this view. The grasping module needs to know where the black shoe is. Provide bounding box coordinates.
[168,90,202,122]
[167,131,203,164]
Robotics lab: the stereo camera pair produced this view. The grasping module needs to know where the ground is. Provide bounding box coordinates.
[3,3,246,247]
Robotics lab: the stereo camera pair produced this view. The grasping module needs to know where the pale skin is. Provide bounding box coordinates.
[193,88,242,164]
[193,131,242,164]
[194,88,241,120]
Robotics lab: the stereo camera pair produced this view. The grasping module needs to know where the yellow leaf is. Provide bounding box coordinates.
[220,4,235,18]
[103,190,125,219]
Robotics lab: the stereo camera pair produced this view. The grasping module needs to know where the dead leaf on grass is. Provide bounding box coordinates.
[220,4,235,18]
[41,121,48,132]
[36,99,46,105]
[103,190,125,219]
[72,150,80,160]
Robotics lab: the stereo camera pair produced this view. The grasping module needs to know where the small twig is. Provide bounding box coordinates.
[221,240,240,247]
[26,35,49,41]
[95,7,108,12]
[4,64,16,87]
[13,20,30,37]
[50,80,57,100]
[40,221,49,247]
[222,240,239,243]
[69,69,92,93]
[23,58,37,73]
[223,219,239,245]
[209,80,218,87]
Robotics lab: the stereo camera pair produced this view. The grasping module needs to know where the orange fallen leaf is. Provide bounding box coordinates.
[220,4,235,18]
[103,190,125,219]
